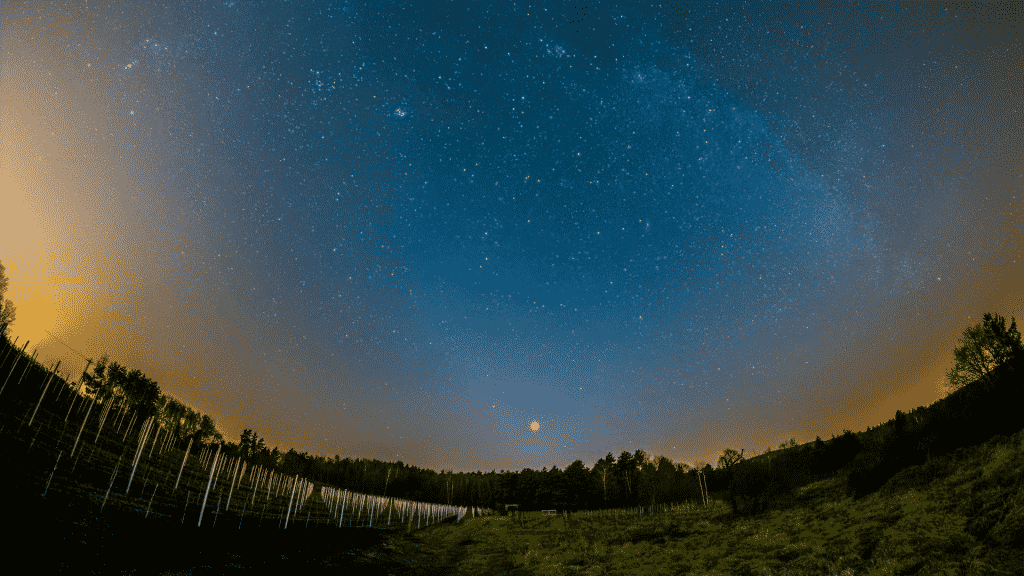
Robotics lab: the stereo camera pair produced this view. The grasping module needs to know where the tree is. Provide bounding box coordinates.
[717,448,745,471]
[563,460,590,510]
[615,451,636,503]
[634,451,657,506]
[0,260,15,336]
[105,360,129,402]
[196,414,219,444]
[946,312,1023,392]
[592,453,615,506]
[82,354,116,401]
[162,398,186,439]
[655,456,677,504]
[239,428,267,460]
[182,407,201,438]
[778,437,798,450]
[123,368,161,419]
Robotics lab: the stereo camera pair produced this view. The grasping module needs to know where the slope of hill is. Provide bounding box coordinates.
[375,428,1024,575]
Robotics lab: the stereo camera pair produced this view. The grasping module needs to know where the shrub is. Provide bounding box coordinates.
[880,455,954,496]
[991,496,1024,546]
[844,449,895,499]
[727,456,802,516]
[815,429,863,475]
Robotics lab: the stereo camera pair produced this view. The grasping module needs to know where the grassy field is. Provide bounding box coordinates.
[12,429,1021,575]
[368,432,1024,575]
[3,431,1022,574]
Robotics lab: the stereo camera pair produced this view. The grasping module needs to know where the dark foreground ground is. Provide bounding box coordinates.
[5,480,452,575]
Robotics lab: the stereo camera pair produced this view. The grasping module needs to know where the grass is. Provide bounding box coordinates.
[368,431,1024,575]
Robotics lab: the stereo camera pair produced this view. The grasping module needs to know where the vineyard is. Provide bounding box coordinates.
[0,334,482,572]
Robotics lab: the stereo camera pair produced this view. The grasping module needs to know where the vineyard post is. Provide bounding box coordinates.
[125,417,155,494]
[174,437,193,491]
[101,454,123,511]
[69,396,96,458]
[182,490,191,523]
[93,399,113,442]
[64,381,81,422]
[198,443,222,527]
[226,459,244,511]
[42,451,63,497]
[0,340,28,394]
[146,483,159,518]
[147,425,162,459]
[28,360,61,426]
[338,489,348,527]
[0,333,16,367]
[284,475,299,528]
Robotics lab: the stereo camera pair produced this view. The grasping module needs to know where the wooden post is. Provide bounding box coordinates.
[43,451,63,497]
[198,444,222,527]
[284,475,298,528]
[146,483,159,518]
[0,334,18,369]
[69,397,95,458]
[64,381,81,422]
[93,398,113,443]
[147,425,162,459]
[101,455,123,511]
[226,457,242,511]
[28,360,60,426]
[126,417,154,494]
[174,437,193,491]
[0,340,28,393]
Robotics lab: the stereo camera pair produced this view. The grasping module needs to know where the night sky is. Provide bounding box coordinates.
[2,1,1021,473]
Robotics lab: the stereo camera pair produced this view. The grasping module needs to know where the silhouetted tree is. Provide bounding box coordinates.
[122,368,161,420]
[279,448,310,477]
[592,453,616,507]
[615,451,637,505]
[182,407,201,439]
[196,414,219,445]
[161,398,186,440]
[779,437,798,450]
[239,428,267,460]
[82,354,116,402]
[946,312,1023,393]
[518,468,541,508]
[563,460,590,510]
[893,409,907,437]
[655,456,677,504]
[0,260,15,337]
[717,448,745,470]
[634,451,657,506]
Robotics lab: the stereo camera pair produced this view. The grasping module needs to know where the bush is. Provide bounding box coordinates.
[813,429,863,475]
[880,454,955,496]
[727,456,802,516]
[991,491,1024,546]
[844,449,896,499]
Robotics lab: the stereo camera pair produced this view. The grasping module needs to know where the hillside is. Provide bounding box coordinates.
[371,428,1024,575]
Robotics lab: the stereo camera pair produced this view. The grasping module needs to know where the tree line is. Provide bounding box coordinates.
[2,258,1022,516]
[219,311,1023,515]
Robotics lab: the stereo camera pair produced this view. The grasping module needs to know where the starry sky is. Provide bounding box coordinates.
[2,1,1021,473]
